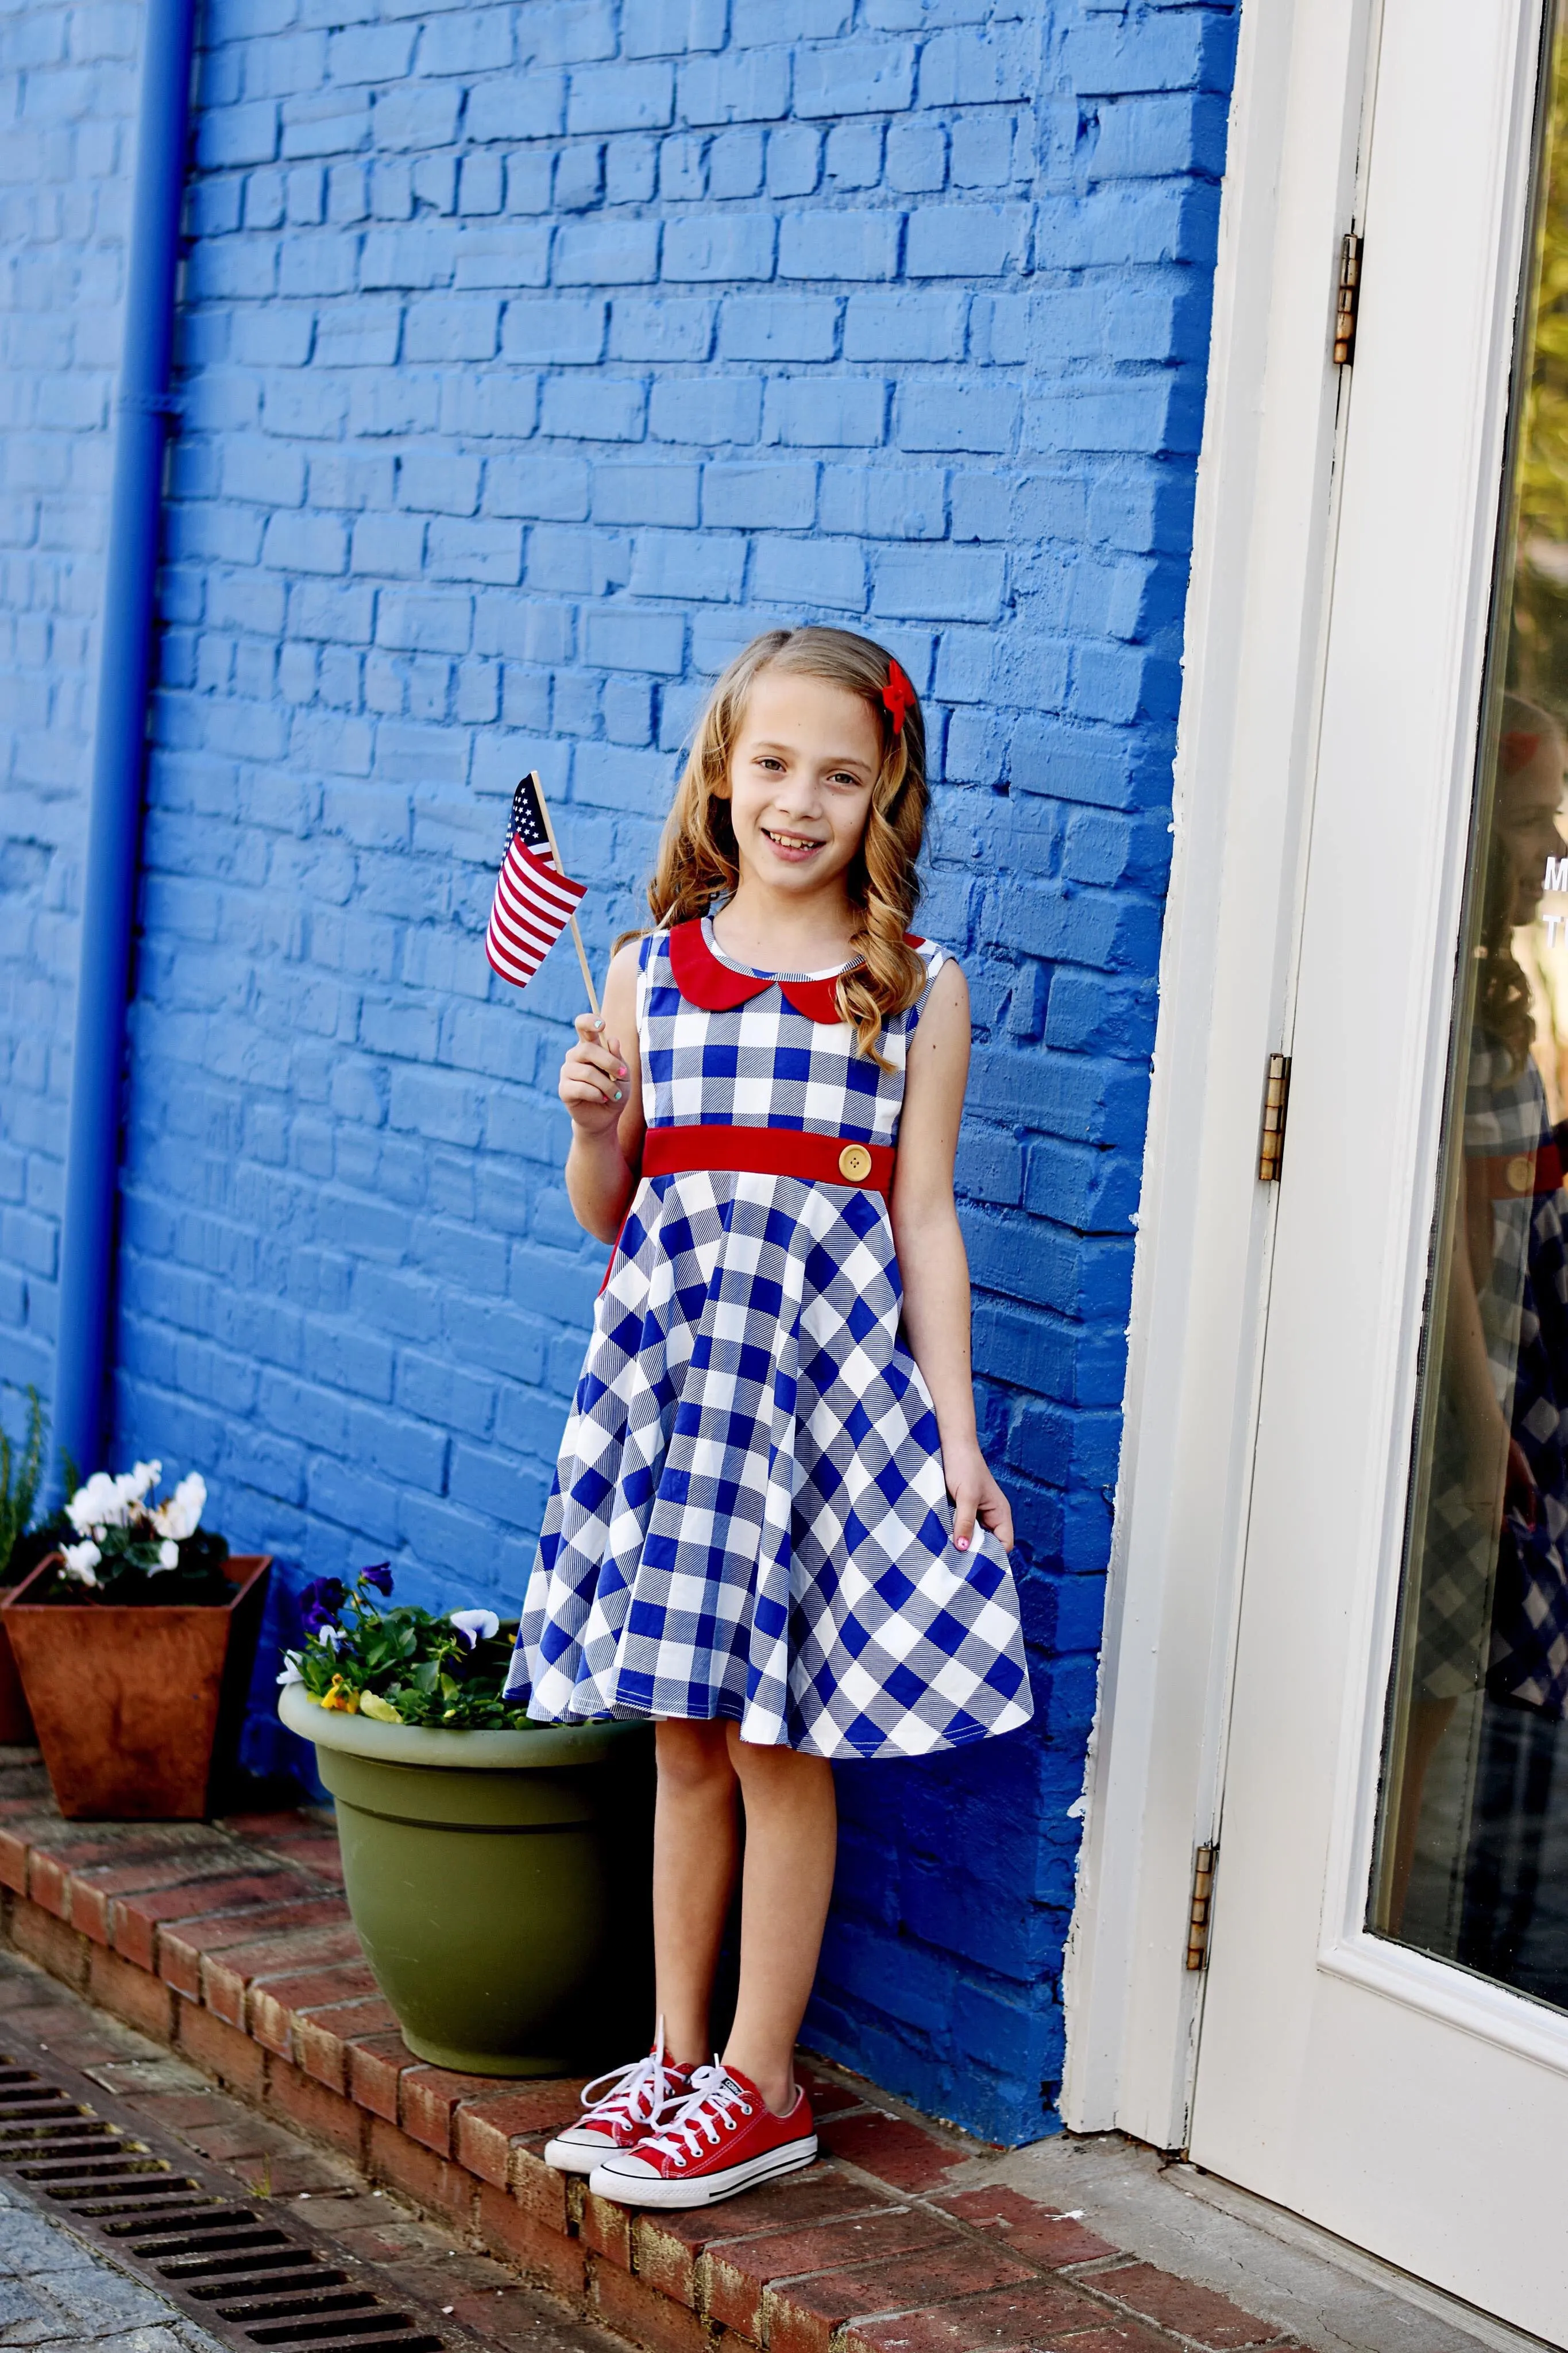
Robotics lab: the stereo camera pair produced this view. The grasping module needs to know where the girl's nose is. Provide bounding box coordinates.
[773,781,824,815]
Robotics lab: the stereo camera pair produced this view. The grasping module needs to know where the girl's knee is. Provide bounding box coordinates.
[655,1717,735,1792]
[728,1729,834,1793]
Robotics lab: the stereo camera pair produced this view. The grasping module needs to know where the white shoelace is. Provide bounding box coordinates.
[636,2063,759,2167]
[579,2016,686,2128]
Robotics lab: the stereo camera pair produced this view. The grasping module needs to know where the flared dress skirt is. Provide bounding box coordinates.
[504,923,1034,1761]
[1416,1032,1568,1716]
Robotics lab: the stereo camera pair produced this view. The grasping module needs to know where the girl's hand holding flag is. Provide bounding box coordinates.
[559,1010,633,1135]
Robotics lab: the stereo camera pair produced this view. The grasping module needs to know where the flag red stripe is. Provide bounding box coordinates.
[485,836,586,993]
[491,907,557,962]
[497,862,582,920]
[486,908,550,965]
[488,913,549,962]
[495,876,578,940]
[493,868,561,928]
[487,942,544,983]
[504,840,586,906]
[494,888,578,947]
[492,878,569,946]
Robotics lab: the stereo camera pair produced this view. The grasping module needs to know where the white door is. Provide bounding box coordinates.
[1189,0,1568,2337]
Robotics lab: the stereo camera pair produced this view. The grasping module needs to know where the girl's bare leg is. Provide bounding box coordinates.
[1385,1694,1458,1934]
[652,1720,740,2067]
[723,1730,837,2116]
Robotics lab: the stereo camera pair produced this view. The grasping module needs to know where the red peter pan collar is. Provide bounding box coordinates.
[667,919,922,1025]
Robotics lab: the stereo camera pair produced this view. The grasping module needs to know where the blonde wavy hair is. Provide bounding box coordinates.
[1483,692,1565,1070]
[639,627,929,1063]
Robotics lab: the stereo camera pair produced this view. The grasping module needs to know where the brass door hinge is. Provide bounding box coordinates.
[1185,1843,1218,1972]
[1333,231,1363,365]
[1257,1053,1291,1183]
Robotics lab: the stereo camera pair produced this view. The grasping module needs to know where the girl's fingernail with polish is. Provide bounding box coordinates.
[613,1090,623,1101]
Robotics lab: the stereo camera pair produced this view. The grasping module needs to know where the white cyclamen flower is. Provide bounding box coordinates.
[60,1541,101,1586]
[153,1540,179,1571]
[66,1471,123,1535]
[449,1608,500,1649]
[153,1471,205,1543]
[276,1653,304,1688]
[113,1461,161,1516]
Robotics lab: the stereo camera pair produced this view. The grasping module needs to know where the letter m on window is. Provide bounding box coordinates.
[1545,855,1568,893]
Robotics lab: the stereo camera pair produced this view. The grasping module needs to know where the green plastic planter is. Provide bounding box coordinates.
[280,1683,652,2076]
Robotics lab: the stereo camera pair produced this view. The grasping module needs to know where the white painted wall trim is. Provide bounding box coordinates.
[1061,0,1382,2144]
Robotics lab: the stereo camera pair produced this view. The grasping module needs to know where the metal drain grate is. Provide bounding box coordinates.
[0,2028,456,2353]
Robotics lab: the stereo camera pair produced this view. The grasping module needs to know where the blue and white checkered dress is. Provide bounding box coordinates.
[504,921,1034,1760]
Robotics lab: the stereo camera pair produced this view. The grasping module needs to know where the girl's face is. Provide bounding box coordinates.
[719,669,883,900]
[1498,730,1567,929]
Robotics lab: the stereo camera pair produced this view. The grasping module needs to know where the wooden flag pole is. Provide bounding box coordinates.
[528,772,600,1021]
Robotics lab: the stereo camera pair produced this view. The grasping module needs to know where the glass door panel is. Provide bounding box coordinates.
[1370,7,1568,2007]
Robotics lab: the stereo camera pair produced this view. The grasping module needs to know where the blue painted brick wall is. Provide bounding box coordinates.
[0,0,1237,2146]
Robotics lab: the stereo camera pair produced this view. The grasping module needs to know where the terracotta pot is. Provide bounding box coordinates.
[0,1619,33,1746]
[3,1555,272,1819]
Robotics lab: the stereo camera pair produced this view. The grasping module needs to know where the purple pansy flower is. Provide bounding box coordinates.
[360,1563,395,1598]
[300,1576,349,1633]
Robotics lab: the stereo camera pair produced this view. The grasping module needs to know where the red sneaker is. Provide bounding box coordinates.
[543,2029,696,2175]
[588,2063,816,2208]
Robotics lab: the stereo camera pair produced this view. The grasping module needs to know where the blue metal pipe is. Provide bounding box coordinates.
[52,0,198,1491]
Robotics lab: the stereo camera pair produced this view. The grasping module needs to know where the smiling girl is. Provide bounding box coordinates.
[504,626,1032,2208]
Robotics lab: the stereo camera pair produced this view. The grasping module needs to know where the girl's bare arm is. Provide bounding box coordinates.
[559,942,647,1244]
[1447,1162,1531,1525]
[890,961,1014,1552]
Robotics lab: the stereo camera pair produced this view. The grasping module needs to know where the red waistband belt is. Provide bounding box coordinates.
[642,1124,895,1195]
[1477,1141,1565,1201]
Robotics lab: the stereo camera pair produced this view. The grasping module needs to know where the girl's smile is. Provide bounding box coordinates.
[1498,729,1567,929]
[759,826,827,861]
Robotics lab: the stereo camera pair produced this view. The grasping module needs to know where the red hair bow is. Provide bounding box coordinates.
[1502,729,1543,775]
[882,658,916,735]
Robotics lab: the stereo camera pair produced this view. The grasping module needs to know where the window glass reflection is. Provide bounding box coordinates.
[1372,18,1568,1998]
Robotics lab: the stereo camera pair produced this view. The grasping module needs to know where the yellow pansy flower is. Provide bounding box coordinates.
[319,1675,360,1714]
[358,1691,402,1723]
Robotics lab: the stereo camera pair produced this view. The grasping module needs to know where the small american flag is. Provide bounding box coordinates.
[485,773,588,992]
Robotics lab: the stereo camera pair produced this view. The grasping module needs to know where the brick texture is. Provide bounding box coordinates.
[936,2181,1119,2268]
[1092,2262,1287,2350]
[0,0,1238,2145]
[820,2107,963,2191]
[704,2207,954,2336]
[845,2289,1166,2353]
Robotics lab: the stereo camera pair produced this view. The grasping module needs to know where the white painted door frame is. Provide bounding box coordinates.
[1063,0,1382,2148]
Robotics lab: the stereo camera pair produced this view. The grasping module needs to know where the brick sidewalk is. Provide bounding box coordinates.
[0,1752,1310,2353]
